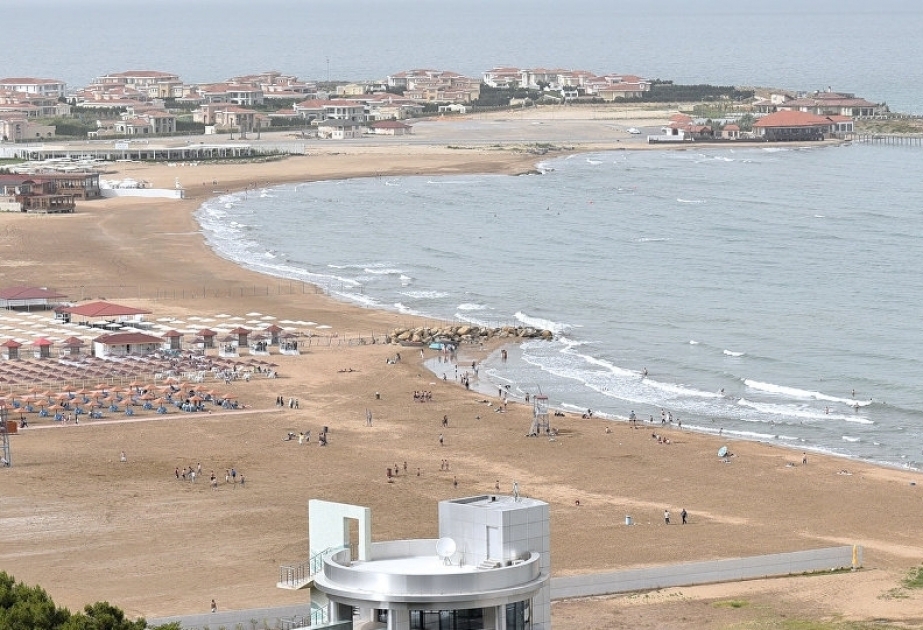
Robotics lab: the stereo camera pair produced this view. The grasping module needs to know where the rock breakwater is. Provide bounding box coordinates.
[389,324,553,345]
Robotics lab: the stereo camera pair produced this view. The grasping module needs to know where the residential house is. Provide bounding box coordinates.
[317,119,363,140]
[387,69,480,103]
[369,120,412,135]
[0,77,67,98]
[0,115,55,142]
[323,99,366,122]
[193,83,265,106]
[777,90,884,118]
[94,71,185,99]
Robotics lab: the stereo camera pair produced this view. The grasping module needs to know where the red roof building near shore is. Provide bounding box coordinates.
[92,332,164,358]
[752,111,835,141]
[57,301,152,319]
[0,286,67,310]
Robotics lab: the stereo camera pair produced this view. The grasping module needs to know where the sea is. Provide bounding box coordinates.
[6,0,923,469]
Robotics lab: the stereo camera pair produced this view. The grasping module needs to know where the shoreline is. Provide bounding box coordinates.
[1,117,922,627]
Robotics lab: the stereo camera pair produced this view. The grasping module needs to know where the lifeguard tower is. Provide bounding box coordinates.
[530,392,549,436]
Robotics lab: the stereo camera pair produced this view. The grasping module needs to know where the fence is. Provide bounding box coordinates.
[549,545,861,599]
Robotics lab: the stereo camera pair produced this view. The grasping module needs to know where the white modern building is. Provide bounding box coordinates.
[295,495,551,630]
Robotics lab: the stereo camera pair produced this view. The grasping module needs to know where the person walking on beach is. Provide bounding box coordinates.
[681,508,688,525]
[439,433,444,446]
[211,599,217,613]
[664,509,670,525]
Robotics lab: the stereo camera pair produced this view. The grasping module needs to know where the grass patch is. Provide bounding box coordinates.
[713,599,748,609]
[901,565,923,589]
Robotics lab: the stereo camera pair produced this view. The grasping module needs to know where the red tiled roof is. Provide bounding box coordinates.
[1,339,22,348]
[59,301,152,318]
[753,111,833,128]
[0,286,67,300]
[93,332,164,345]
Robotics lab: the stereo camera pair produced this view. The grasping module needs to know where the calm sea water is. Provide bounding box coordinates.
[5,0,923,114]
[197,143,923,470]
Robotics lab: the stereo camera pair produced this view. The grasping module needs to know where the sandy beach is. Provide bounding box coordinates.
[1,106,922,629]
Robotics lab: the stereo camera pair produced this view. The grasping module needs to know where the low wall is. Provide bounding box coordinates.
[549,545,861,599]
[146,546,860,629]
[100,188,185,199]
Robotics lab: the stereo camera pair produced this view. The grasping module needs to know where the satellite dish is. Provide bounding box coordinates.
[717,446,728,458]
[436,537,457,564]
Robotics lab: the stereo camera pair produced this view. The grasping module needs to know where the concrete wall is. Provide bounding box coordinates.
[550,545,861,600]
[99,188,185,199]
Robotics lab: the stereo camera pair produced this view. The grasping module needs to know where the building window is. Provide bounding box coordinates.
[505,600,531,630]
[410,608,484,630]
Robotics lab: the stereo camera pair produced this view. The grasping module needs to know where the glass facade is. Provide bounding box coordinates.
[410,608,483,630]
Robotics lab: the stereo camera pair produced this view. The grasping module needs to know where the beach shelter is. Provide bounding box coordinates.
[61,336,86,357]
[228,326,250,347]
[218,335,239,358]
[162,329,183,351]
[1,339,22,360]
[32,337,53,359]
[197,328,217,349]
[264,323,284,346]
[0,286,68,311]
[249,333,270,355]
[280,332,300,356]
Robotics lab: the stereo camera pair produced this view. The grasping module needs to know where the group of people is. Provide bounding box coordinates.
[412,391,433,402]
[276,396,299,408]
[174,463,244,488]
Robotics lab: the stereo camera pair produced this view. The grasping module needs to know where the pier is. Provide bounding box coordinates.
[854,133,923,147]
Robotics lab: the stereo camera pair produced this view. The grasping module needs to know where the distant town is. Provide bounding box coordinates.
[0,66,891,145]
[0,66,902,215]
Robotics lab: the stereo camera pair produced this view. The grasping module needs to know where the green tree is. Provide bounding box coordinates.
[0,572,179,630]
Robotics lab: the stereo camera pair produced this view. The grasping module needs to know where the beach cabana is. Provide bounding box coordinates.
[32,337,53,359]
[92,332,164,358]
[228,326,250,347]
[61,336,86,357]
[1,339,22,360]
[249,333,270,356]
[218,335,239,358]
[162,329,183,351]
[264,324,284,346]
[197,328,217,349]
[280,332,300,356]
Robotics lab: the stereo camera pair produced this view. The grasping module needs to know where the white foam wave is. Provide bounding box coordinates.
[514,311,568,335]
[744,379,872,406]
[677,198,705,204]
[689,340,699,345]
[457,303,487,311]
[586,159,602,165]
[723,349,745,357]
[842,436,861,442]
[364,267,403,275]
[400,290,449,299]
[636,237,669,243]
[394,302,424,316]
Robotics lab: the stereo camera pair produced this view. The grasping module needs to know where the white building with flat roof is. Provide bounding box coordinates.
[297,495,551,630]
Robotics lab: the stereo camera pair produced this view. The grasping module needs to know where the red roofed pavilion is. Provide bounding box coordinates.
[0,286,67,310]
[752,111,834,141]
